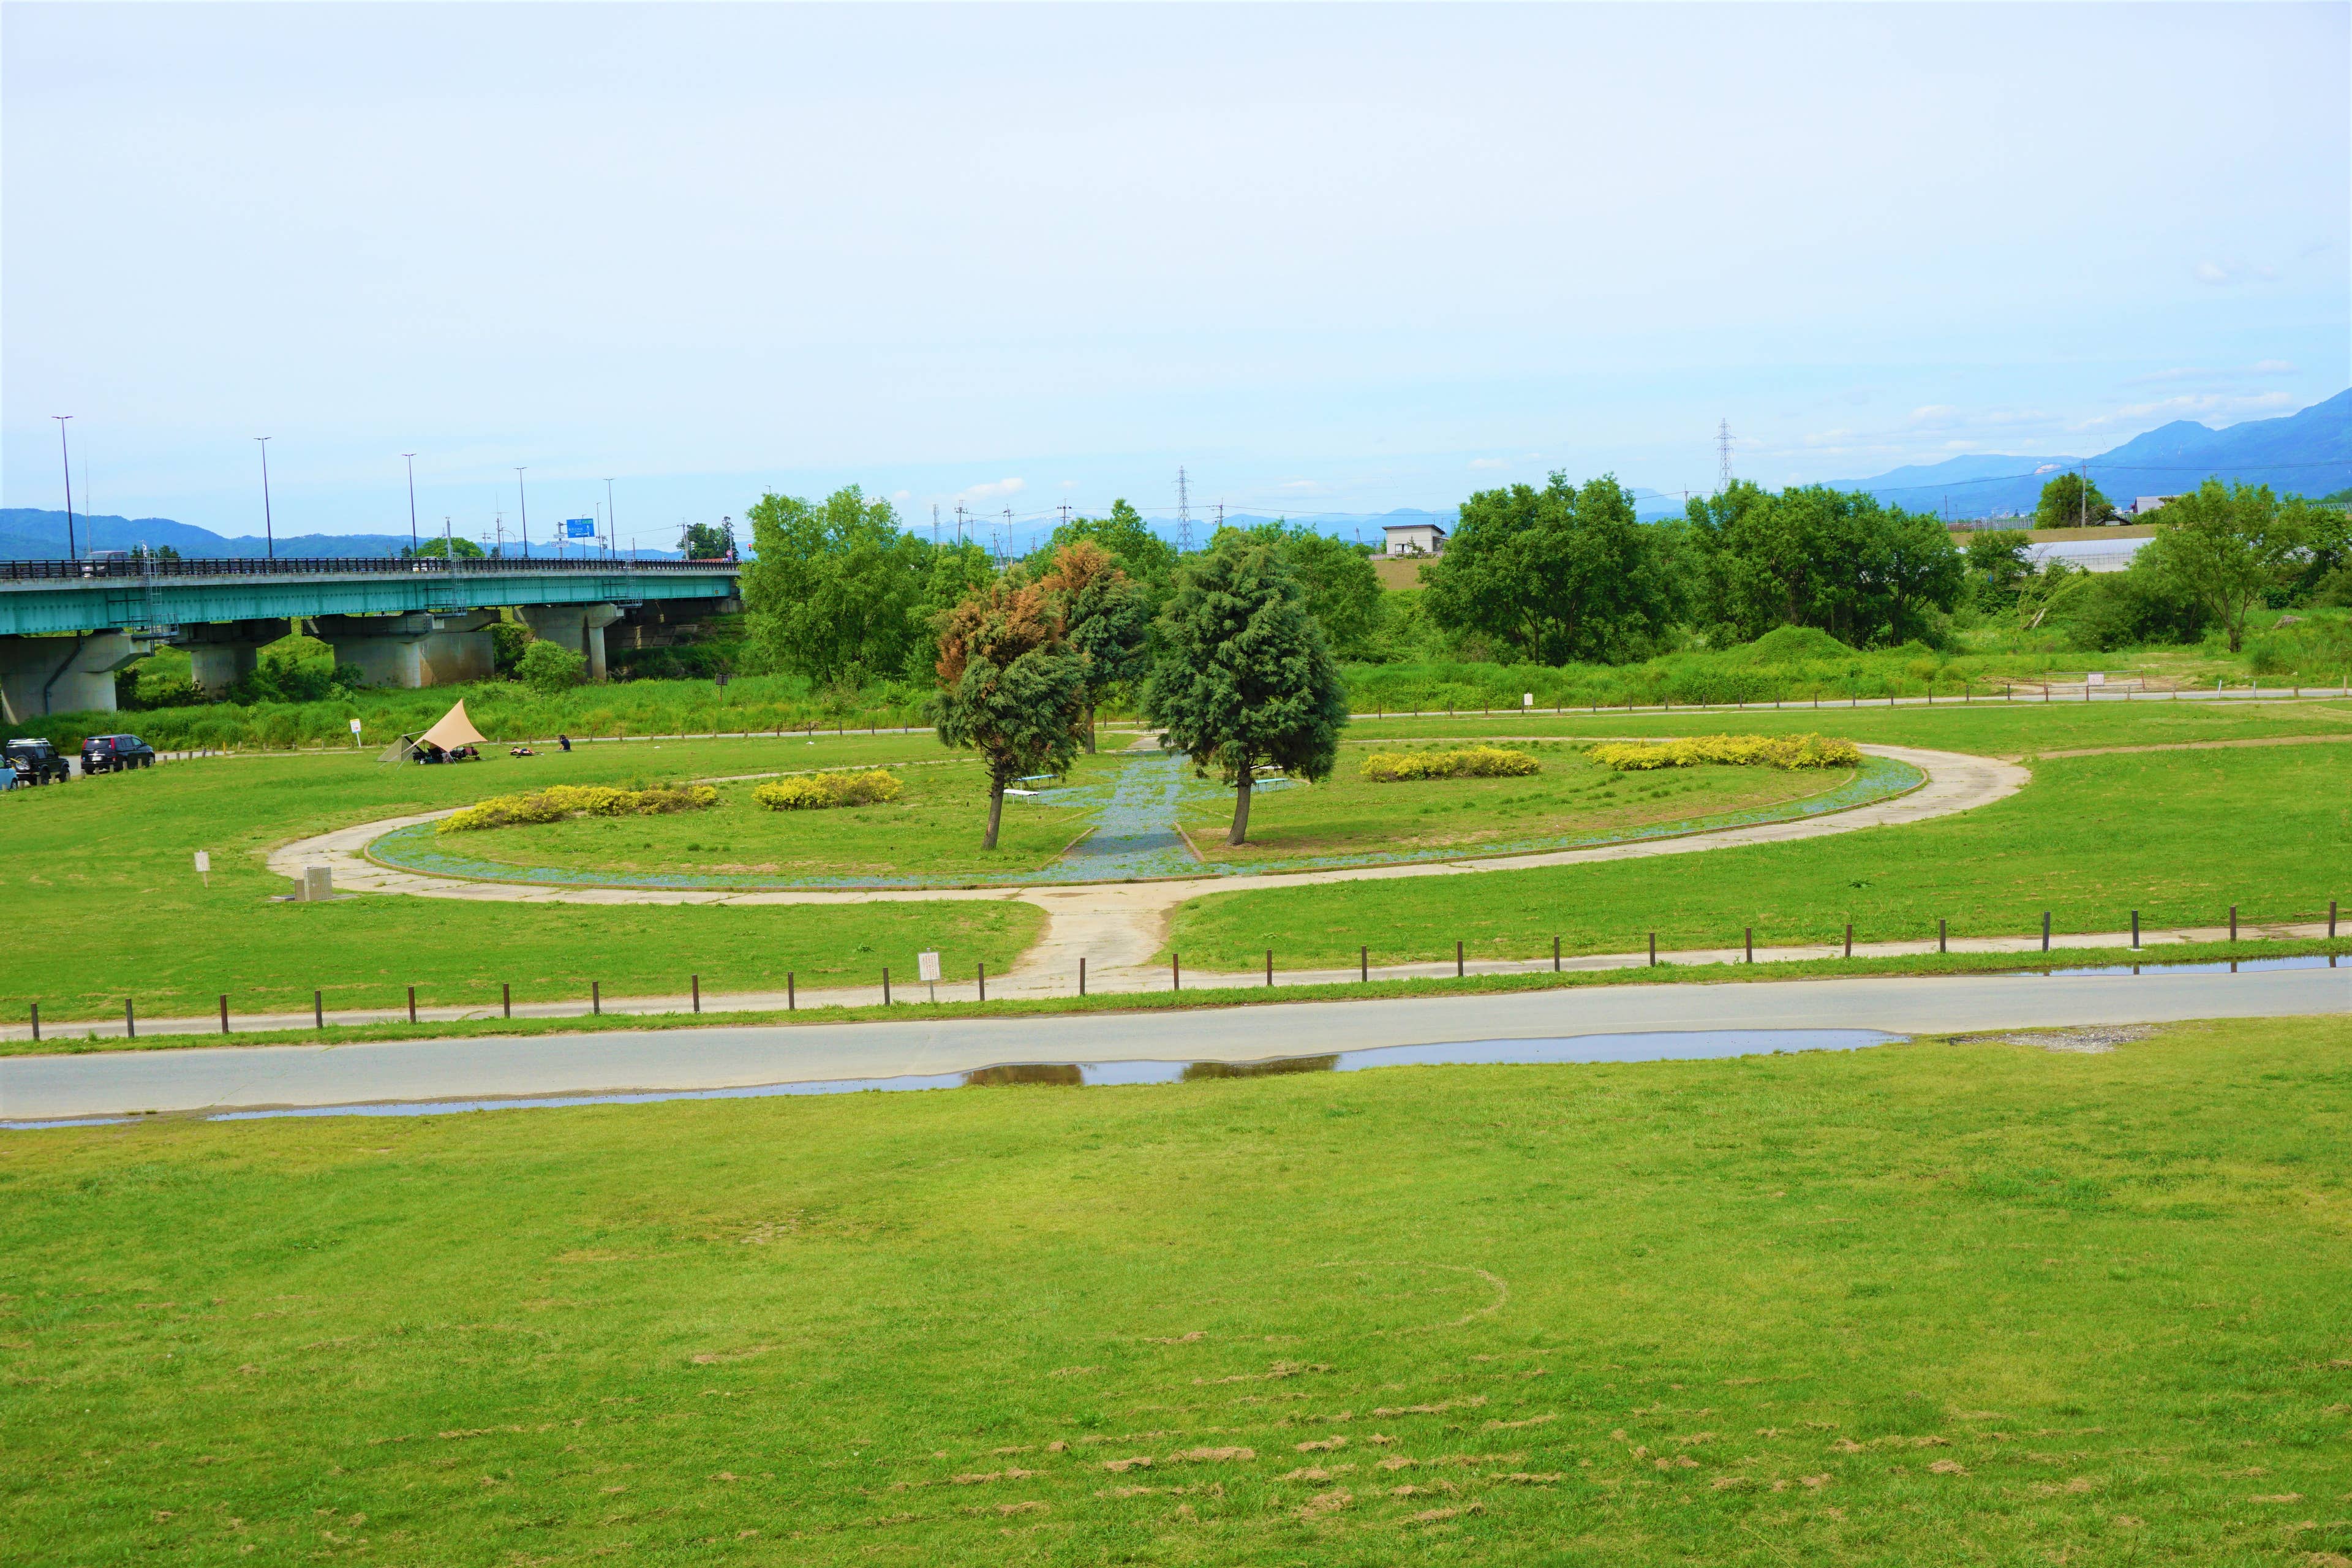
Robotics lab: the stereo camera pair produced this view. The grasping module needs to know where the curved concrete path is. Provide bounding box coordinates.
[269,744,2027,988]
[5,967,2342,1123]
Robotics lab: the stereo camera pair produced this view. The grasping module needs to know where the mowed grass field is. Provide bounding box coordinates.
[2,1015,2346,1566]
[1175,741,1861,865]
[1169,733,2352,971]
[445,752,1123,883]
[0,735,1042,1023]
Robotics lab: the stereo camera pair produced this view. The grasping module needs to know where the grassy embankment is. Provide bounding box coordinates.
[3,1014,2347,1565]
[0,735,1043,1024]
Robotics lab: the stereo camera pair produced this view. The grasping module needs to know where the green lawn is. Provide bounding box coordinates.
[1177,742,1860,865]
[1167,743,2352,970]
[440,752,1121,883]
[0,736,1042,1023]
[3,1014,2346,1566]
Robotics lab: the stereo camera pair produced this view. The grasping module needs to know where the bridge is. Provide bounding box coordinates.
[0,555,741,720]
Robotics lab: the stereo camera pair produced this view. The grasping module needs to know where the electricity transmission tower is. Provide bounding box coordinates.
[1716,420,1735,492]
[1175,467,1192,555]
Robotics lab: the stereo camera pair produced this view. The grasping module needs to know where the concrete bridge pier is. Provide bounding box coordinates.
[0,631,160,722]
[518,602,622,682]
[313,612,502,689]
[174,619,292,695]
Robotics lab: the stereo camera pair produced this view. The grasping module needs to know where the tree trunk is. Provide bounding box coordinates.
[1082,701,1096,755]
[984,778,1005,850]
[1229,771,1253,846]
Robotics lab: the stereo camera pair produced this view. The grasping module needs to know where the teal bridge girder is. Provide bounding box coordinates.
[0,558,741,637]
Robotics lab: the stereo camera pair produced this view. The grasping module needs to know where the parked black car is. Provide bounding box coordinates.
[80,734,156,774]
[4,738,73,786]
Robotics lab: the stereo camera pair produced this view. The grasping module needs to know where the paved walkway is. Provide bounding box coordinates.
[5,968,2342,1121]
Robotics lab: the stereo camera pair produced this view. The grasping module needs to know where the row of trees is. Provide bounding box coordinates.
[928,533,1347,849]
[1420,474,1966,663]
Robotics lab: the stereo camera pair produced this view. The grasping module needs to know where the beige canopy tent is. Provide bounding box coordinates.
[383,698,488,764]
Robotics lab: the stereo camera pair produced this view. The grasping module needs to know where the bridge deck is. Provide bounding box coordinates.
[0,557,741,636]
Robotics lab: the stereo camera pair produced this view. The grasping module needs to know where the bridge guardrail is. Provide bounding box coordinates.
[1,556,738,583]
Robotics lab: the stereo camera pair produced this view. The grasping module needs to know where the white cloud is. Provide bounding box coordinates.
[2248,358,2296,374]
[2193,260,2231,285]
[1909,404,1958,423]
[963,477,1025,501]
[1468,457,1508,469]
[891,489,911,501]
[1277,478,1324,493]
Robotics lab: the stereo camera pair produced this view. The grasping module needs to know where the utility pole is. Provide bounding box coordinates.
[605,478,618,556]
[515,467,530,558]
[52,416,75,562]
[1716,420,1734,494]
[1176,466,1192,555]
[954,503,968,543]
[1003,509,1014,567]
[932,502,940,546]
[1058,501,1072,528]
[255,436,276,560]
[402,453,420,556]
[2079,461,2088,528]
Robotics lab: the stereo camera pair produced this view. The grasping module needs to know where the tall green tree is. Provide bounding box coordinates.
[1214,521,1385,658]
[1425,473,1677,665]
[1964,529,2034,612]
[904,537,997,681]
[1692,484,1962,647]
[1040,541,1148,753]
[930,575,1088,850]
[740,488,929,684]
[1033,499,1177,597]
[1144,538,1350,845]
[2141,479,2309,652]
[2035,472,2119,529]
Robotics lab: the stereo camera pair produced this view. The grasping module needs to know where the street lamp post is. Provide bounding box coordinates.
[515,467,530,559]
[255,437,276,560]
[605,478,617,560]
[402,453,420,556]
[52,416,75,562]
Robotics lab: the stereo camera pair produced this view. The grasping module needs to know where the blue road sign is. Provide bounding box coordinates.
[565,519,596,538]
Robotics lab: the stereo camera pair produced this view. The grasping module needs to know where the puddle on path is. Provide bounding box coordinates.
[2030,954,2340,978]
[9,1028,1899,1129]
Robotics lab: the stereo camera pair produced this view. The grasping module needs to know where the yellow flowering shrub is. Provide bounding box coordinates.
[1586,733,1862,772]
[752,769,903,810]
[438,783,719,833]
[1360,745,1542,782]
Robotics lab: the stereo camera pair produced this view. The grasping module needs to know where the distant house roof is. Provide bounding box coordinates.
[1381,521,1447,556]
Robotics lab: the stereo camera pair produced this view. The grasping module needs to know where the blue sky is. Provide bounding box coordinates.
[4,1,2346,547]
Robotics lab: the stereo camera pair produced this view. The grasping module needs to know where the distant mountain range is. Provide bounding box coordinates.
[0,510,682,562]
[5,391,2342,557]
[1833,389,2351,519]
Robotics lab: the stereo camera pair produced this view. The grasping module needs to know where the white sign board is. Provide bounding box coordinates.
[917,951,942,983]
[2086,672,2105,686]
[349,717,364,734]
[192,851,210,873]
[1522,692,1534,708]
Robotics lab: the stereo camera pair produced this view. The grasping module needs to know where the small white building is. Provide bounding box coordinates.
[1382,521,1447,557]
[2131,494,2184,518]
